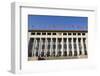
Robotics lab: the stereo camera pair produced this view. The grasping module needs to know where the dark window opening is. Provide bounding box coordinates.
[69,51,72,56]
[73,33,76,35]
[52,51,55,56]
[58,38,62,42]
[79,50,82,55]
[63,51,67,56]
[42,32,46,35]
[47,33,51,35]
[63,33,67,35]
[84,50,87,55]
[36,51,38,56]
[68,33,71,35]
[78,33,81,35]
[31,32,35,35]
[74,51,77,56]
[53,33,56,35]
[69,38,72,51]
[57,51,61,56]
[37,32,41,35]
[82,33,85,35]
[53,38,56,41]
[63,38,67,42]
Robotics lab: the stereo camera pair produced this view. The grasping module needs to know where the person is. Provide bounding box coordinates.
[38,53,46,60]
[47,51,50,57]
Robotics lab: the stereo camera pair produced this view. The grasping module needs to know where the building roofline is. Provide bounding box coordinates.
[28,30,88,32]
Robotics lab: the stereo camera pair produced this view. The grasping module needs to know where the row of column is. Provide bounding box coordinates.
[28,37,87,57]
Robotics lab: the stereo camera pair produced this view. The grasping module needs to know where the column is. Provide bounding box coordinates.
[39,38,42,56]
[71,37,74,56]
[85,33,88,51]
[76,37,79,56]
[46,38,48,56]
[50,38,52,56]
[45,38,47,56]
[81,38,84,55]
[85,38,87,52]
[32,38,35,56]
[41,38,43,56]
[61,37,63,56]
[67,38,69,56]
[56,37,58,56]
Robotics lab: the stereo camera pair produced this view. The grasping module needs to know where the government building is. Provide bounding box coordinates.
[28,15,88,60]
[28,30,88,60]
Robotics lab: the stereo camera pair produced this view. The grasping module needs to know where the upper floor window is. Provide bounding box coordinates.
[37,32,41,35]
[68,33,71,35]
[31,32,35,35]
[47,33,51,35]
[73,33,76,35]
[82,33,85,35]
[42,32,46,35]
[63,33,67,35]
[53,33,56,35]
[78,33,81,35]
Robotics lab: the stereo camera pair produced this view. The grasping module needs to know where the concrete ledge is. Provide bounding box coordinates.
[28,55,88,61]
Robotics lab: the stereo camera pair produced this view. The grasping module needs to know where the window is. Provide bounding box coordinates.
[78,33,81,35]
[68,38,72,51]
[83,38,87,55]
[37,32,41,35]
[63,38,67,42]
[42,38,45,42]
[53,38,56,49]
[52,50,55,56]
[73,38,77,53]
[47,38,51,49]
[57,51,61,56]
[69,51,72,56]
[36,38,40,50]
[82,33,85,35]
[36,51,38,56]
[63,51,67,56]
[79,50,82,55]
[52,38,56,42]
[42,44,45,49]
[31,32,35,35]
[78,38,82,55]
[63,33,67,35]
[58,38,62,42]
[68,33,71,35]
[58,40,62,50]
[53,33,56,35]
[64,44,67,50]
[47,32,51,35]
[74,51,77,56]
[63,38,67,51]
[42,32,46,35]
[53,45,56,49]
[73,33,76,35]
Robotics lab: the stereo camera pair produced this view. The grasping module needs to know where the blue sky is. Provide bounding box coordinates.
[28,15,88,31]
